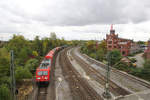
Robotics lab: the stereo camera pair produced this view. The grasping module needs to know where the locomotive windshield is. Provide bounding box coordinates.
[37,71,48,75]
[39,59,51,69]
[37,71,43,76]
[43,71,48,75]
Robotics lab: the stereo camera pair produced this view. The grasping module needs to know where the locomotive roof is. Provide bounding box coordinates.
[39,59,50,69]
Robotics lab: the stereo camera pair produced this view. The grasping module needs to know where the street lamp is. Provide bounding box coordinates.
[102,51,112,99]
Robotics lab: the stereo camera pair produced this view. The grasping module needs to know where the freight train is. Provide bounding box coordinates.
[35,46,64,86]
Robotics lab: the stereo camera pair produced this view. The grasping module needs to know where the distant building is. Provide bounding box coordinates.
[130,42,141,54]
[106,25,141,56]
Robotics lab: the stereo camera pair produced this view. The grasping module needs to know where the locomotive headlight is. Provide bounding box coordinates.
[37,77,40,79]
[45,77,48,79]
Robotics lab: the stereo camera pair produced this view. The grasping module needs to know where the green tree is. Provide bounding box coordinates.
[15,67,32,82]
[97,49,105,61]
[98,40,107,54]
[109,49,122,65]
[50,32,57,40]
[137,41,145,45]
[32,36,43,56]
[144,59,150,70]
[25,59,39,74]
[86,40,96,53]
[0,48,10,77]
[7,35,28,53]
[16,48,28,66]
[0,84,11,100]
[32,51,38,57]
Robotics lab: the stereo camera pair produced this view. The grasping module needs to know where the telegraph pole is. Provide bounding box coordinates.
[10,50,16,100]
[103,51,112,99]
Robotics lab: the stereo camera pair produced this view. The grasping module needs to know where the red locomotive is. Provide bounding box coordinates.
[35,47,62,86]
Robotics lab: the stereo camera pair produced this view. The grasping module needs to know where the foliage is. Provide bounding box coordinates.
[0,84,11,100]
[15,67,32,82]
[81,40,107,61]
[115,59,150,82]
[144,59,150,69]
[32,51,38,57]
[0,48,10,77]
[137,41,145,45]
[50,32,57,40]
[108,49,122,65]
[25,58,39,74]
[130,58,137,63]
[0,33,70,99]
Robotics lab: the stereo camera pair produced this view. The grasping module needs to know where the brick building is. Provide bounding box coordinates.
[106,25,133,56]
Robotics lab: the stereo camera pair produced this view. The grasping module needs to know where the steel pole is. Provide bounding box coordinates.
[10,50,16,100]
[103,52,111,99]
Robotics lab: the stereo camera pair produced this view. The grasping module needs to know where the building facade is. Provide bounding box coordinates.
[106,25,133,56]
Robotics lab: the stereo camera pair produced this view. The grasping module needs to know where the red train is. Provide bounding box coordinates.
[35,47,63,86]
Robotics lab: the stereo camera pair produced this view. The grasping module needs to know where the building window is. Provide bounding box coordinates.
[108,46,112,48]
[114,41,117,44]
[114,46,116,48]
[108,41,112,44]
[122,51,126,55]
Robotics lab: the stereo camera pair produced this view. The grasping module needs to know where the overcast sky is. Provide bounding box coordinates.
[0,0,150,41]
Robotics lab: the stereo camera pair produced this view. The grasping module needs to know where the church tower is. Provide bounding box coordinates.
[110,24,115,34]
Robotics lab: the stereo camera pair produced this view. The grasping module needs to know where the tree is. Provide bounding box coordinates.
[15,67,32,82]
[32,51,38,57]
[25,59,39,74]
[33,36,43,56]
[97,49,105,61]
[108,49,122,66]
[7,35,28,53]
[0,48,10,77]
[0,84,11,100]
[144,59,150,70]
[137,41,145,45]
[50,32,57,40]
[86,40,96,53]
[17,48,28,66]
[98,40,107,54]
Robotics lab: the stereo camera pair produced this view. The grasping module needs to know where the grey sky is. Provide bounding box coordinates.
[0,0,150,41]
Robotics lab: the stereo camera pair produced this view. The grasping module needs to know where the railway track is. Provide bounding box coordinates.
[76,47,150,92]
[70,48,131,96]
[37,87,47,100]
[59,48,102,100]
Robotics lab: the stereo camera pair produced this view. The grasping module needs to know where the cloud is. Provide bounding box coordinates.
[0,0,150,41]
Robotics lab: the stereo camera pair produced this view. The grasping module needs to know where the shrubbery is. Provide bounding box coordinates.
[81,40,107,62]
[25,58,39,74]
[0,84,11,100]
[15,67,32,82]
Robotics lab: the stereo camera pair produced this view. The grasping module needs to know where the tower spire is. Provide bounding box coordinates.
[111,24,113,30]
[110,24,115,34]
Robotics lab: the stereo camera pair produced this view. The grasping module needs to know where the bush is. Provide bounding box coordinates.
[89,53,97,59]
[109,49,122,65]
[25,58,39,74]
[0,84,11,100]
[15,67,32,82]
[130,58,137,63]
[144,59,150,69]
[115,62,129,71]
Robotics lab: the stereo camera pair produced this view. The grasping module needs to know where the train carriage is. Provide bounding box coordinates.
[35,47,63,86]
